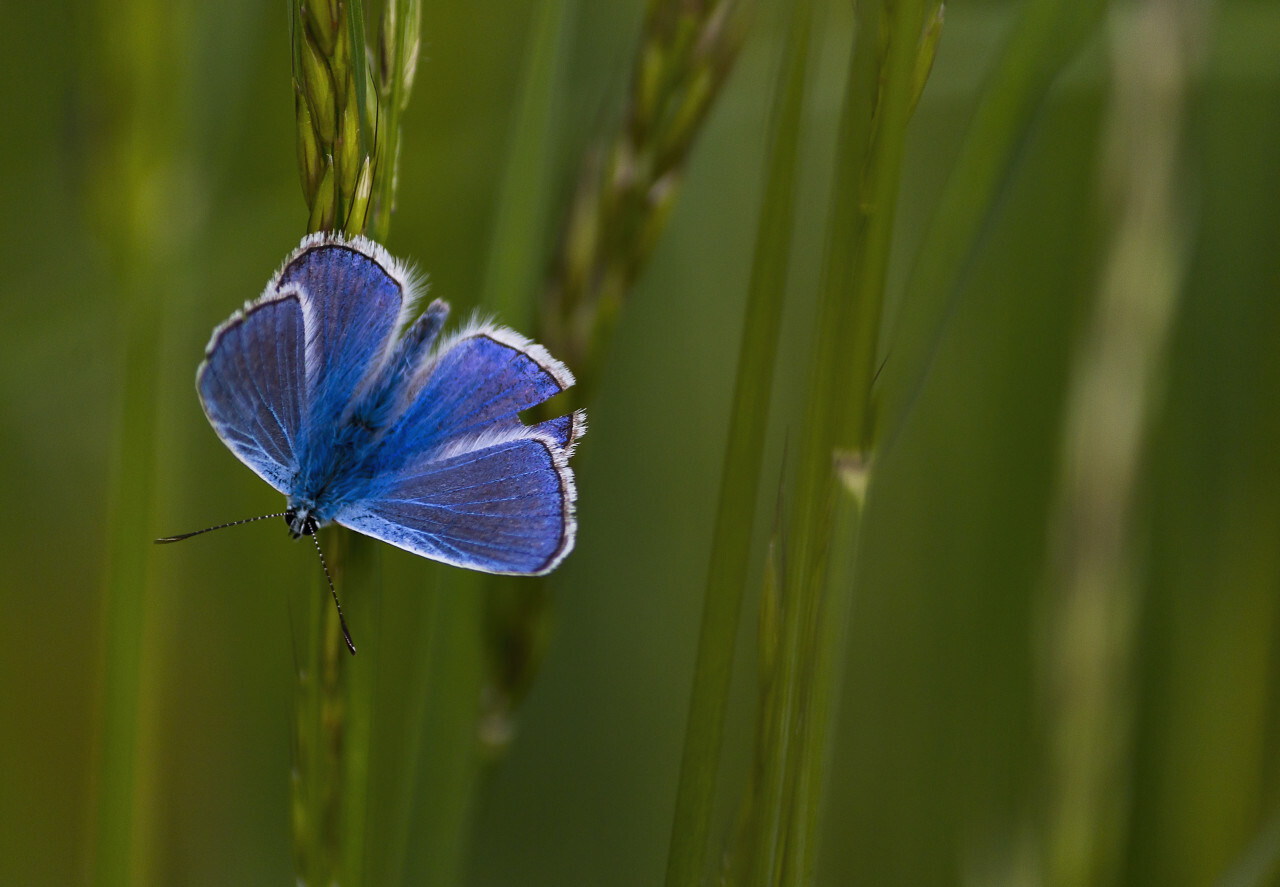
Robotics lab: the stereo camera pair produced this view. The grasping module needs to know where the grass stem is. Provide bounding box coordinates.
[875,0,1108,452]
[288,2,420,884]
[663,0,814,882]
[89,0,188,882]
[747,3,929,884]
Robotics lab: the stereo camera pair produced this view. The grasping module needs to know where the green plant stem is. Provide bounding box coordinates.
[293,527,382,887]
[94,290,162,887]
[90,0,187,882]
[419,582,488,887]
[481,0,571,329]
[291,551,329,885]
[371,0,417,240]
[381,587,441,887]
[1043,2,1200,884]
[751,3,928,885]
[290,2,419,883]
[663,0,814,882]
[340,533,381,887]
[541,0,752,402]
[378,7,574,885]
[392,572,487,887]
[781,478,864,885]
[834,0,926,452]
[875,0,1108,450]
[764,6,885,867]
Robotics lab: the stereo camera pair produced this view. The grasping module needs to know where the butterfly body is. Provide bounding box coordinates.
[197,233,584,575]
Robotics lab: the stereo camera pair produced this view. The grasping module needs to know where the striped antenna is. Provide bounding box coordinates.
[155,513,290,543]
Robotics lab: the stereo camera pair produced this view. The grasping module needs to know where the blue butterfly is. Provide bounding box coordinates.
[159,233,585,651]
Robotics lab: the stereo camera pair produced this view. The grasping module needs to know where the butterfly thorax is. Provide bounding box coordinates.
[292,400,402,524]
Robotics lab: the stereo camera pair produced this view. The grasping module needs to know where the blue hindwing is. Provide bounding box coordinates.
[334,323,585,574]
[338,430,577,574]
[374,325,575,458]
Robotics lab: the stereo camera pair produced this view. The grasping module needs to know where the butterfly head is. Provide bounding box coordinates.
[285,506,319,540]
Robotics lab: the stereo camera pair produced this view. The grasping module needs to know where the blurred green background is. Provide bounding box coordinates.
[2,0,1279,885]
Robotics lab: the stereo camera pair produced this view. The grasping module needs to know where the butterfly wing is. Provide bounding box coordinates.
[198,235,584,574]
[335,323,586,575]
[338,426,582,574]
[198,233,419,495]
[376,324,576,456]
[197,292,307,493]
[275,235,416,460]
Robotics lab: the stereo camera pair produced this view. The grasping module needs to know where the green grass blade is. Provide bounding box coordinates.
[781,475,864,885]
[379,583,441,887]
[88,0,188,882]
[875,0,1108,451]
[346,0,371,158]
[830,0,929,451]
[370,0,415,241]
[381,6,576,884]
[340,535,381,887]
[756,28,888,881]
[93,303,162,887]
[663,0,815,882]
[480,0,572,327]
[397,572,487,887]
[752,1,929,883]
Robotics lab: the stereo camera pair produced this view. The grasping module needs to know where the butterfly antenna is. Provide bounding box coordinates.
[310,531,357,655]
[155,513,289,544]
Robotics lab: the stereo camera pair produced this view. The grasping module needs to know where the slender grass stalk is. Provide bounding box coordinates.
[753,5,915,869]
[88,1,188,884]
[472,0,757,812]
[371,0,422,241]
[93,310,161,887]
[732,3,934,884]
[874,0,1108,452]
[399,573,487,887]
[481,0,572,330]
[541,0,753,408]
[475,0,575,763]
[288,2,420,885]
[1041,3,1201,885]
[662,0,814,882]
[487,0,755,741]
[721,515,783,887]
[375,8,576,883]
[379,584,440,887]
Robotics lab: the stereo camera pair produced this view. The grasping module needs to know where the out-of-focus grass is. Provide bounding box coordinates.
[84,0,195,884]
[665,0,811,882]
[2,2,1280,886]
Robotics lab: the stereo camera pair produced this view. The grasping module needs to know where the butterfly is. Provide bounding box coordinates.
[158,233,585,652]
